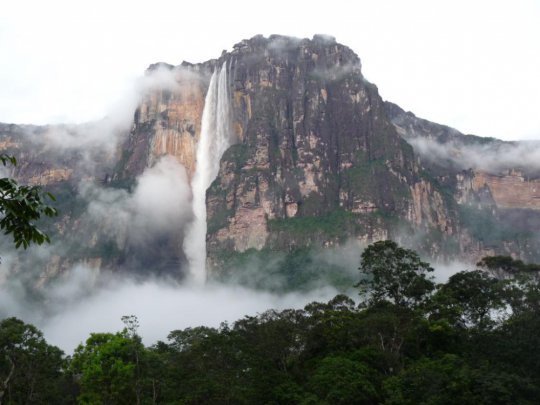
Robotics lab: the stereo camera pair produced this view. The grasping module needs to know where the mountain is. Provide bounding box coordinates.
[1,35,539,289]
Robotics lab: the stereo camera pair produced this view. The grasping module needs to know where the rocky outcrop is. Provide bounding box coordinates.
[471,170,540,210]
[199,35,458,271]
[385,101,540,261]
[115,66,208,179]
[408,180,453,233]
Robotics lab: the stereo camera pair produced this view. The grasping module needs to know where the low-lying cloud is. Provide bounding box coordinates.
[312,63,360,82]
[5,258,468,354]
[12,65,201,177]
[409,136,540,175]
[84,156,193,246]
[0,267,340,353]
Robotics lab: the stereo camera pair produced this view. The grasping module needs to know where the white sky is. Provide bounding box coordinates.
[1,0,539,140]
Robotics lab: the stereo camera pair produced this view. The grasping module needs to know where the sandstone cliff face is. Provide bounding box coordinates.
[408,180,453,233]
[0,122,120,185]
[199,35,457,271]
[0,125,75,185]
[115,65,208,179]
[384,101,540,211]
[471,170,540,210]
[385,101,540,261]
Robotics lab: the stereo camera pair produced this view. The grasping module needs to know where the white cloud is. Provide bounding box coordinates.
[409,137,540,174]
[42,279,338,352]
[131,156,193,235]
[84,155,193,246]
[0,0,538,140]
[0,267,340,353]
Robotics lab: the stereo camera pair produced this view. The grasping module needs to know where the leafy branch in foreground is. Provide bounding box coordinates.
[0,153,57,249]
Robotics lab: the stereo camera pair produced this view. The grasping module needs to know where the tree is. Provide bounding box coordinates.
[121,315,143,405]
[383,354,472,404]
[383,354,538,404]
[0,318,67,404]
[0,154,57,250]
[71,331,143,404]
[306,355,379,404]
[0,158,62,402]
[477,255,540,279]
[431,270,506,329]
[358,240,435,308]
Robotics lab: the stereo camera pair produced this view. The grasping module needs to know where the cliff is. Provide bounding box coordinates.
[2,35,540,288]
[385,101,540,261]
[196,35,458,276]
[115,66,208,179]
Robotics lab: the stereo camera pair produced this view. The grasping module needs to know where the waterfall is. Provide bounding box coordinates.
[184,62,232,283]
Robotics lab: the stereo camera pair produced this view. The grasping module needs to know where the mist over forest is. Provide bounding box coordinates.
[1,28,540,404]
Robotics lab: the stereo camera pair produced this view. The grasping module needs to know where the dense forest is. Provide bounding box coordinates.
[1,240,540,404]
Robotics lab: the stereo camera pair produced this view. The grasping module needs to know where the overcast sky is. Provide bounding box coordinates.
[1,0,539,140]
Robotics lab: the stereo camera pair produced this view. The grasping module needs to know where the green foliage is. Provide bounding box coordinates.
[344,159,378,196]
[430,270,506,329]
[459,205,531,246]
[358,240,435,308]
[306,356,379,404]
[0,317,68,404]
[0,154,57,249]
[71,331,142,404]
[4,242,540,403]
[206,206,234,235]
[0,154,17,167]
[341,153,410,208]
[477,255,540,274]
[383,354,471,404]
[214,246,357,292]
[384,354,538,405]
[221,143,250,169]
[268,209,362,240]
[419,169,457,209]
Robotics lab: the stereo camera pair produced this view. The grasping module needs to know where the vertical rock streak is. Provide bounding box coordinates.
[184,62,232,283]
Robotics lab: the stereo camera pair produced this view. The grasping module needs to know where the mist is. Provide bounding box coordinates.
[17,64,187,155]
[82,155,193,248]
[0,267,340,353]
[0,254,468,354]
[408,136,540,176]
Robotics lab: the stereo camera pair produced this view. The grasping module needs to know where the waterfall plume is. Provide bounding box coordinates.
[184,62,233,283]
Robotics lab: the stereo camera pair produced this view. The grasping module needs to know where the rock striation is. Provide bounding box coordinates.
[115,66,208,179]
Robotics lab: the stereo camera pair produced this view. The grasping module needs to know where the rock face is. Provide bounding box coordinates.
[2,34,540,286]
[471,170,540,210]
[116,65,208,179]
[109,34,461,276]
[0,124,75,185]
[200,35,458,272]
[385,101,540,261]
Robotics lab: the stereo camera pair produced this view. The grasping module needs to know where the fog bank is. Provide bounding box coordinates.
[0,269,340,353]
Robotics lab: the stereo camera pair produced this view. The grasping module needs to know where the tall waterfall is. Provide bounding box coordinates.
[184,62,232,283]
